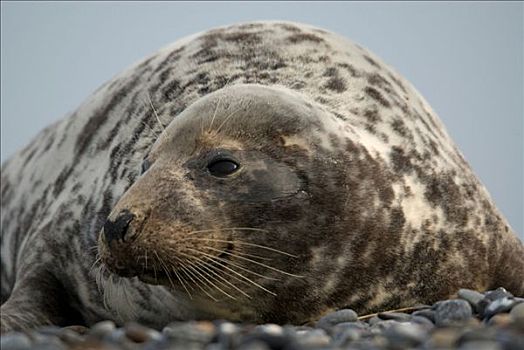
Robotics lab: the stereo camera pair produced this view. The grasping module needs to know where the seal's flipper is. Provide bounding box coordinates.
[0,270,85,332]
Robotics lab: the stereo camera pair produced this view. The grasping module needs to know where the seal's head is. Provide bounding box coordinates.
[98,84,378,323]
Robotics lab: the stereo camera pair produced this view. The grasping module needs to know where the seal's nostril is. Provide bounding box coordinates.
[103,210,135,244]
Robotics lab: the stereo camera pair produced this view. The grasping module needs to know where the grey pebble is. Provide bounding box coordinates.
[458,288,485,312]
[484,287,513,301]
[293,328,330,347]
[125,322,162,343]
[0,332,32,350]
[384,322,426,348]
[163,322,215,343]
[411,315,435,329]
[377,311,411,322]
[331,323,369,345]
[89,320,117,338]
[458,340,502,350]
[367,315,382,326]
[412,309,436,322]
[478,287,514,317]
[434,299,473,327]
[315,309,357,330]
[484,297,517,320]
[370,319,402,333]
[510,302,524,329]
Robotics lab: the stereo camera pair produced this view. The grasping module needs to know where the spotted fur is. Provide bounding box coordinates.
[1,21,523,332]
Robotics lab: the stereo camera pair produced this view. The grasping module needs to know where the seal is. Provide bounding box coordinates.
[1,21,523,332]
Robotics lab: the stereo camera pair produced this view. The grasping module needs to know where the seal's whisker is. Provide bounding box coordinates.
[171,263,193,299]
[90,255,102,272]
[176,264,197,292]
[154,251,178,294]
[147,92,166,132]
[203,246,303,278]
[176,261,219,302]
[208,94,223,133]
[184,238,298,258]
[186,248,278,281]
[140,120,161,139]
[177,251,250,299]
[200,254,277,296]
[187,262,236,301]
[179,256,237,300]
[192,256,252,299]
[183,227,270,237]
[206,246,273,261]
[215,99,248,134]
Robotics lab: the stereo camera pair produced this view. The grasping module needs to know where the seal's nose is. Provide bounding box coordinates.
[103,210,135,244]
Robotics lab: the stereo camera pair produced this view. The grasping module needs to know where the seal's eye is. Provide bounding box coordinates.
[208,159,239,177]
[140,159,151,175]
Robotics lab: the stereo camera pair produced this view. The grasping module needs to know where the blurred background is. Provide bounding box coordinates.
[1,2,522,237]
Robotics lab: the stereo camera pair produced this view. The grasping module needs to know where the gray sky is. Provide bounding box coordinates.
[1,2,522,237]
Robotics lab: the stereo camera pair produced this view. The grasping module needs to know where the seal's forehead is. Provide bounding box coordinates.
[158,84,323,146]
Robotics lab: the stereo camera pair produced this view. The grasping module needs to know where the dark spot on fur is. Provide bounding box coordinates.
[323,67,338,77]
[162,79,183,101]
[324,77,346,93]
[364,86,391,108]
[53,166,74,197]
[287,33,324,44]
[424,173,468,226]
[363,55,381,68]
[75,75,141,159]
[224,32,262,44]
[363,109,381,123]
[388,73,408,94]
[390,146,413,174]
[367,73,393,89]
[391,118,408,137]
[337,63,360,77]
[279,24,302,33]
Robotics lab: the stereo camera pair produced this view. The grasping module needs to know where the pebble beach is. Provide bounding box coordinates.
[1,288,523,350]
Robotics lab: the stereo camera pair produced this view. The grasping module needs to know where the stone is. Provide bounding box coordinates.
[89,320,116,338]
[384,322,426,348]
[434,299,473,327]
[426,328,461,348]
[315,309,358,331]
[0,332,32,350]
[377,311,411,322]
[293,328,330,348]
[458,340,502,350]
[510,302,524,330]
[124,322,161,343]
[411,315,435,330]
[484,297,517,320]
[458,288,485,313]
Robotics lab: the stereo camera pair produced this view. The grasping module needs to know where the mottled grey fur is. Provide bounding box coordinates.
[1,21,523,332]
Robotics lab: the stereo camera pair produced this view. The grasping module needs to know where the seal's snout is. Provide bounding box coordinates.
[103,210,135,244]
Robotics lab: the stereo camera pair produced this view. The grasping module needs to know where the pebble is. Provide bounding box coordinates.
[377,311,411,322]
[458,288,485,312]
[434,299,473,326]
[412,309,435,322]
[0,332,32,350]
[384,322,426,348]
[315,309,358,330]
[1,288,523,350]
